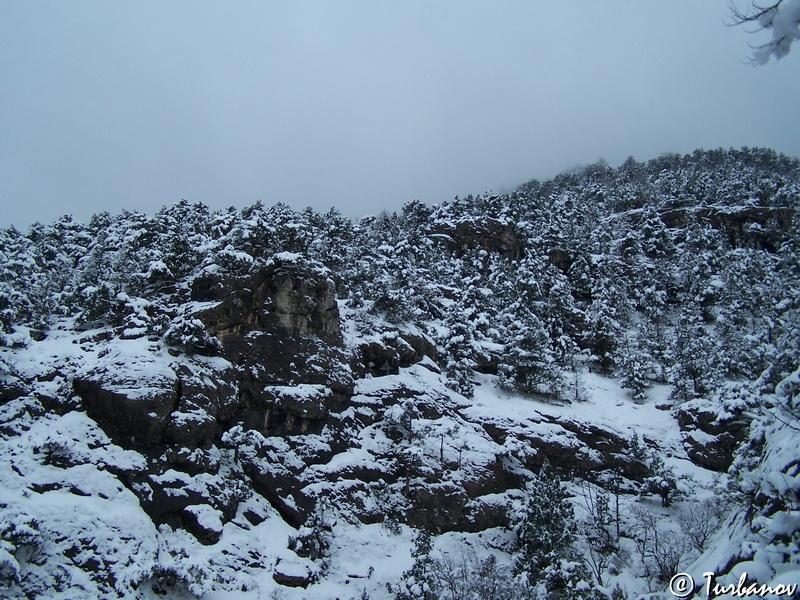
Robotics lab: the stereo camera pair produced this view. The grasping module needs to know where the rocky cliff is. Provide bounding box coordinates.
[63,261,654,550]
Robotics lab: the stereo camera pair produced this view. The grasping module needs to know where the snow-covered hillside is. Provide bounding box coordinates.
[0,327,745,598]
[1,147,799,599]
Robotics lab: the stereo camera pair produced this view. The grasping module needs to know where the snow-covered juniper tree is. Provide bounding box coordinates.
[670,304,722,402]
[498,306,563,398]
[513,461,600,599]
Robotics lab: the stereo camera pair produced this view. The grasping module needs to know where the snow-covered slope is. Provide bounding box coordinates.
[0,324,719,599]
[1,147,798,599]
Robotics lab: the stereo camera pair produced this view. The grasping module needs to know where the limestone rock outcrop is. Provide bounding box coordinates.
[677,400,751,472]
[429,218,524,260]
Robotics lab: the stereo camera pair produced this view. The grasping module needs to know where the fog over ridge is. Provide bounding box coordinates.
[1,1,798,229]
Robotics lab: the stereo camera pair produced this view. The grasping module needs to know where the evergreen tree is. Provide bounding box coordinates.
[670,305,721,402]
[639,205,675,257]
[0,227,38,334]
[393,529,437,600]
[717,249,781,378]
[288,497,335,575]
[676,221,723,321]
[513,462,598,599]
[583,275,627,372]
[514,462,576,583]
[567,252,593,302]
[619,341,653,404]
[442,305,476,397]
[498,306,562,398]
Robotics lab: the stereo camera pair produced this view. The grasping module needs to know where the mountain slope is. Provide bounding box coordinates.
[0,147,798,599]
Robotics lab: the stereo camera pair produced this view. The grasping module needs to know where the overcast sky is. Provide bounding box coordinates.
[1,1,798,229]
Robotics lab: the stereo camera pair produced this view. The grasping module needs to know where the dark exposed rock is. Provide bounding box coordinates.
[660,206,795,250]
[74,369,179,446]
[473,350,500,375]
[236,381,349,439]
[165,362,239,449]
[181,504,224,545]
[30,481,90,496]
[408,481,469,532]
[243,508,268,527]
[73,355,241,451]
[325,456,398,487]
[429,218,524,260]
[0,377,28,403]
[458,457,524,499]
[462,495,513,531]
[397,331,438,365]
[165,410,217,449]
[238,445,309,528]
[355,340,400,377]
[264,384,333,420]
[351,330,437,378]
[273,565,316,588]
[677,401,751,472]
[682,430,741,472]
[28,330,47,342]
[192,259,342,346]
[241,380,653,535]
[135,465,244,544]
[548,247,572,272]
[141,475,210,522]
[164,446,220,475]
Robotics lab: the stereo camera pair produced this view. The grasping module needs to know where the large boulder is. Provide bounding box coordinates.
[74,358,179,446]
[74,349,240,451]
[164,361,239,449]
[677,400,751,472]
[181,504,224,545]
[0,376,28,403]
[351,329,437,378]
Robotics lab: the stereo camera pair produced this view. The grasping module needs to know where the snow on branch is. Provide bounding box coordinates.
[729,0,800,63]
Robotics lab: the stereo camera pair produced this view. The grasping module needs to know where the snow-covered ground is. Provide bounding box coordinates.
[2,303,798,600]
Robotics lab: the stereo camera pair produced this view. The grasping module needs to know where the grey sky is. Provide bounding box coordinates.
[1,1,798,229]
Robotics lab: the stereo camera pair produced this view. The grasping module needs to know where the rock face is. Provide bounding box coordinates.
[677,400,751,472]
[191,257,342,346]
[192,258,352,438]
[430,218,524,260]
[70,260,353,539]
[70,261,661,546]
[660,206,794,250]
[476,412,649,487]
[227,368,655,535]
[74,366,179,446]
